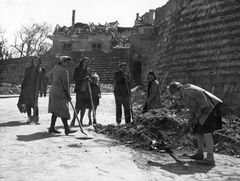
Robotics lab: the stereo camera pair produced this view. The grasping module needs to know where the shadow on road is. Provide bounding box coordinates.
[16,132,61,142]
[147,160,215,175]
[0,121,29,127]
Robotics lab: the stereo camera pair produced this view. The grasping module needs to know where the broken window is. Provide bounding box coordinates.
[62,43,72,51]
[92,43,101,51]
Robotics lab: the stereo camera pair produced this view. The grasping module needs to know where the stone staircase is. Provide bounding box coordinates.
[69,49,130,84]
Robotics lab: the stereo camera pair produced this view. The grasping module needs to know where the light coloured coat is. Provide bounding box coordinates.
[48,65,71,119]
[179,84,222,125]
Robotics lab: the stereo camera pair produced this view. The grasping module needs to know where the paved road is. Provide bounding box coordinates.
[0,94,240,181]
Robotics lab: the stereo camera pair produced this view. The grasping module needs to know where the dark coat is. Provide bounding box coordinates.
[17,65,47,113]
[144,79,161,111]
[90,82,101,106]
[73,66,92,93]
[113,70,130,97]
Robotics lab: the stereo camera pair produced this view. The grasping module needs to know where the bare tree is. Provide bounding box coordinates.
[12,22,52,57]
[0,28,12,60]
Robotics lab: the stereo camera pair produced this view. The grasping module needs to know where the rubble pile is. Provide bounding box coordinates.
[0,83,21,94]
[100,84,113,93]
[94,108,196,152]
[52,21,130,49]
[94,86,240,158]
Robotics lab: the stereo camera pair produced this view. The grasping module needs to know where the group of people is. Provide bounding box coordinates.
[17,56,101,135]
[114,65,223,166]
[17,56,223,166]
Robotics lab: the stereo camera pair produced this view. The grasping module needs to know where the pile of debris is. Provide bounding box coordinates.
[52,21,130,49]
[94,85,240,158]
[0,83,21,95]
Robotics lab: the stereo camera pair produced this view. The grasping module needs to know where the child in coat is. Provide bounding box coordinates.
[88,73,101,125]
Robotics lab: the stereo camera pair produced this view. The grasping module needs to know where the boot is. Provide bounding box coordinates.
[49,114,61,133]
[62,118,77,135]
[70,118,75,127]
[93,118,97,124]
[88,117,92,125]
[49,128,61,134]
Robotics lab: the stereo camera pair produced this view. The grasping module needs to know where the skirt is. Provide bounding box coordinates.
[75,91,92,109]
[193,103,223,134]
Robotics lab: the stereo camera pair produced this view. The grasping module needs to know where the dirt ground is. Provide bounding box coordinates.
[0,94,240,181]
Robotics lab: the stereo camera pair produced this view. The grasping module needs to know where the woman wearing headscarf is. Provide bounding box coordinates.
[70,57,92,126]
[48,56,77,135]
[168,82,223,166]
[17,56,47,123]
[142,71,162,113]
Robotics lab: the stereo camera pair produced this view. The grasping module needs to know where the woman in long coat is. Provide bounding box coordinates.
[70,57,92,126]
[17,56,47,123]
[48,56,77,135]
[168,82,223,166]
[142,71,161,112]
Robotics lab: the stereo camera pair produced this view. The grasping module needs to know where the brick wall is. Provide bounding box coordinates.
[145,0,240,112]
[0,49,130,85]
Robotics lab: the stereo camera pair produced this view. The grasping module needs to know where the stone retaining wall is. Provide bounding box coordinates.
[144,0,240,113]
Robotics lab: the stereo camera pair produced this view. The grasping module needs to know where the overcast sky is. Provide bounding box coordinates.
[0,0,168,44]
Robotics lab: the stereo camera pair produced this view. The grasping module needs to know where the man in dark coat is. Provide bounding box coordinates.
[113,62,131,124]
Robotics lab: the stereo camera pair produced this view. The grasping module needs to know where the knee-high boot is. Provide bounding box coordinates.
[62,118,77,135]
[49,114,61,133]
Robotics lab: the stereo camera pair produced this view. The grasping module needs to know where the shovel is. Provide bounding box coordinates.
[69,100,88,136]
[124,75,134,121]
[158,114,201,152]
[29,74,39,124]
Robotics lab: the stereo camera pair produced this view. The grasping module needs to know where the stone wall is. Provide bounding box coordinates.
[142,0,240,112]
[0,49,130,85]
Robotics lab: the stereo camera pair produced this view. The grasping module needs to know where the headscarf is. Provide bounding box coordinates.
[147,71,157,80]
[58,56,72,64]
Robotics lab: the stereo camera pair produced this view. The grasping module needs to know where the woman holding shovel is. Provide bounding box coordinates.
[168,82,223,166]
[70,57,92,126]
[48,56,77,135]
[17,56,47,123]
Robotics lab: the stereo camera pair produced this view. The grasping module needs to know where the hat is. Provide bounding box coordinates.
[119,62,127,67]
[168,82,182,95]
[147,71,156,79]
[59,56,72,63]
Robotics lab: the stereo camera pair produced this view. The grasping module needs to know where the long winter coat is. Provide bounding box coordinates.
[17,65,47,112]
[48,65,71,119]
[179,84,222,125]
[144,79,161,111]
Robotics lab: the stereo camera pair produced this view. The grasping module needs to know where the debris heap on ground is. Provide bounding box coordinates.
[94,85,240,158]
